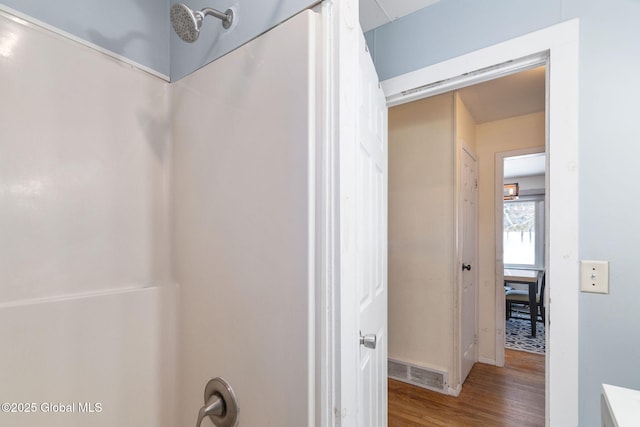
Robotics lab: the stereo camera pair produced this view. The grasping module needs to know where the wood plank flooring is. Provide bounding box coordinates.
[389,349,545,426]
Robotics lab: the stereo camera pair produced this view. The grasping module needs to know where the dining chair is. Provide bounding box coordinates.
[505,270,546,322]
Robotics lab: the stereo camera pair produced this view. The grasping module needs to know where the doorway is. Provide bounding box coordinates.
[382,19,579,425]
[455,65,546,367]
[387,65,545,396]
[500,150,546,356]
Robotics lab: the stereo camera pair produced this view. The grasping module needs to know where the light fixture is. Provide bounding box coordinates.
[504,183,519,201]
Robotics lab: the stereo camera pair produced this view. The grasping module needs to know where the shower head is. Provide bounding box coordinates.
[170,4,202,43]
[170,3,234,43]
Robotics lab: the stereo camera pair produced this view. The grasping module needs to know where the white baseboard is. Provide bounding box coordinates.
[448,385,461,397]
[479,356,497,365]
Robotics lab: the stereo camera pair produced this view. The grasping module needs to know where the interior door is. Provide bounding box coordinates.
[460,146,478,382]
[355,33,388,426]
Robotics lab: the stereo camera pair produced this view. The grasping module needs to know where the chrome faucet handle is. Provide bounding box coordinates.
[196,393,224,427]
[195,377,239,427]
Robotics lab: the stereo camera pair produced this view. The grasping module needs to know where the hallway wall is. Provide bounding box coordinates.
[388,93,455,383]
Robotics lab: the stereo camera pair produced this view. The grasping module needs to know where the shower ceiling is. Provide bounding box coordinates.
[360,0,440,32]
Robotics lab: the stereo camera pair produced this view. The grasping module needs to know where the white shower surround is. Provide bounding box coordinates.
[0,6,319,426]
[171,9,317,425]
[0,9,177,427]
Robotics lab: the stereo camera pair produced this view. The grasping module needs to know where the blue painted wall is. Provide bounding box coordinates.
[568,1,640,425]
[365,0,563,81]
[0,0,315,81]
[368,0,640,425]
[0,0,171,77]
[169,0,316,80]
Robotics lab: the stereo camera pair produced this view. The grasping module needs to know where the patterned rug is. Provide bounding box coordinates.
[505,315,545,354]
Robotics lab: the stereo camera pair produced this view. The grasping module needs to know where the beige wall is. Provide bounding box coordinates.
[388,93,455,373]
[476,112,545,361]
[390,98,545,376]
[455,93,477,151]
[388,93,479,388]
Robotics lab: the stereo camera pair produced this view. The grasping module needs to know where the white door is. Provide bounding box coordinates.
[460,146,478,383]
[355,33,388,426]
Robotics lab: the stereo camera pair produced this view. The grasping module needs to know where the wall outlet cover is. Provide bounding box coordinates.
[580,260,609,294]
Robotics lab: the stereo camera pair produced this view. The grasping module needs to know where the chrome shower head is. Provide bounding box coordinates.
[170,3,234,43]
[170,3,202,43]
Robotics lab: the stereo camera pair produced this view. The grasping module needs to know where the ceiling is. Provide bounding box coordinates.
[504,153,546,179]
[468,66,547,178]
[360,0,440,32]
[457,66,546,124]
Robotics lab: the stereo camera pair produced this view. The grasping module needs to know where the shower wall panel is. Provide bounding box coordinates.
[171,9,318,425]
[0,11,176,427]
[0,286,178,427]
[0,11,172,303]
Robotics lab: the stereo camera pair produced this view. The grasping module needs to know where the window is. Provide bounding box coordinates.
[503,196,544,269]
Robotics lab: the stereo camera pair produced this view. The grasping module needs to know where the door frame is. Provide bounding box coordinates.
[495,146,546,366]
[380,19,579,426]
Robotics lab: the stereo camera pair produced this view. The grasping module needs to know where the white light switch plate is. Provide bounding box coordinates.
[580,260,609,294]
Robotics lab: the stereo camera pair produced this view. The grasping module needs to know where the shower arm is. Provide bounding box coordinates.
[201,7,233,27]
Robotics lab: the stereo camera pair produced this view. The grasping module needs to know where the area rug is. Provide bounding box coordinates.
[505,316,545,354]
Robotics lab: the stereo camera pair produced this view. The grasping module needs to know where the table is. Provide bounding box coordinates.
[504,269,539,337]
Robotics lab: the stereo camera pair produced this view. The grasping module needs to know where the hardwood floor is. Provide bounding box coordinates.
[389,349,545,426]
